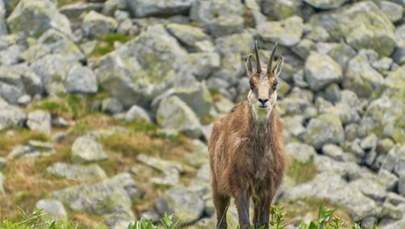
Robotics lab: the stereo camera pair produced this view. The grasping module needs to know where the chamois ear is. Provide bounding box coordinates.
[271,56,283,78]
[245,54,255,76]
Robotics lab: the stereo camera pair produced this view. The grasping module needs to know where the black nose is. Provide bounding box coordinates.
[258,98,268,105]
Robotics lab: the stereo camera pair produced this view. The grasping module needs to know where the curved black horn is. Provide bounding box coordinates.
[255,40,261,73]
[267,42,278,73]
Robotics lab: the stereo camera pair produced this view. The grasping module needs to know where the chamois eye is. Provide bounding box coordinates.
[249,79,255,90]
[272,81,278,90]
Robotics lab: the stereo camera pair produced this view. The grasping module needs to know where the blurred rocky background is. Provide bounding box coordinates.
[0,0,404,228]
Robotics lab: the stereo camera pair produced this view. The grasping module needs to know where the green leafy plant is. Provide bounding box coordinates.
[127,214,180,229]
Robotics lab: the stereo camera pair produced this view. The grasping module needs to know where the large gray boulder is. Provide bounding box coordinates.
[0,0,7,35]
[166,23,210,51]
[258,16,303,47]
[190,0,244,37]
[96,25,187,108]
[156,96,203,138]
[304,0,348,9]
[309,1,396,56]
[260,0,302,20]
[127,0,194,18]
[6,0,72,37]
[71,136,108,163]
[283,174,379,221]
[304,52,342,91]
[156,186,204,224]
[344,50,385,98]
[51,173,140,228]
[35,200,67,223]
[64,65,98,94]
[47,162,107,181]
[0,98,26,131]
[305,114,344,149]
[27,110,51,134]
[82,11,117,39]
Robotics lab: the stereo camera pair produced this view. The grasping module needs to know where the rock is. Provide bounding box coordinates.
[378,169,398,191]
[292,39,315,60]
[152,82,213,122]
[0,0,6,35]
[187,52,220,80]
[361,134,378,152]
[208,14,244,38]
[51,173,139,227]
[399,171,405,196]
[359,95,405,143]
[0,98,26,131]
[260,0,302,20]
[386,192,405,206]
[82,11,118,39]
[372,57,393,75]
[190,0,243,30]
[381,202,403,220]
[377,139,395,155]
[0,157,6,170]
[27,110,51,134]
[156,96,203,138]
[314,155,371,181]
[60,2,104,19]
[327,42,356,71]
[47,162,107,181]
[125,105,151,122]
[304,52,342,91]
[283,115,306,138]
[386,65,405,91]
[306,26,330,42]
[393,25,405,65]
[304,0,348,9]
[285,142,316,162]
[7,0,71,37]
[305,114,344,149]
[71,136,108,163]
[35,200,67,222]
[31,54,77,95]
[103,0,127,16]
[9,140,55,159]
[322,144,346,162]
[258,16,303,47]
[323,83,341,103]
[166,23,210,51]
[309,1,396,56]
[283,174,379,221]
[101,97,124,115]
[0,44,21,66]
[350,178,387,201]
[127,0,193,18]
[344,50,385,98]
[381,1,403,23]
[96,25,187,108]
[0,172,4,195]
[137,154,183,186]
[64,65,98,94]
[156,186,204,224]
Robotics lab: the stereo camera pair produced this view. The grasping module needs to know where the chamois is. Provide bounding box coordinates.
[208,41,286,229]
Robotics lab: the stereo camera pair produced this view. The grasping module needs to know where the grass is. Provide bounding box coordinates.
[287,159,317,184]
[57,0,84,7]
[0,129,50,157]
[89,33,133,58]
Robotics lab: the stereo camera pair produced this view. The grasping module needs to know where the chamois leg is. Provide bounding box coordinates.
[253,197,262,228]
[257,197,272,229]
[213,190,230,229]
[235,190,251,229]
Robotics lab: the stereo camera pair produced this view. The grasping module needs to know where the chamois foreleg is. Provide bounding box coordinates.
[212,190,230,229]
[235,190,251,229]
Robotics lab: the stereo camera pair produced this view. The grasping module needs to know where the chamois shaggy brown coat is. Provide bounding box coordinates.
[208,43,286,229]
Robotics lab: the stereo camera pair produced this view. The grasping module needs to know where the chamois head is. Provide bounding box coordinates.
[245,41,283,121]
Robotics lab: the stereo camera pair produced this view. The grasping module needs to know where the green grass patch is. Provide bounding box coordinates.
[89,33,133,58]
[287,159,317,184]
[0,128,50,156]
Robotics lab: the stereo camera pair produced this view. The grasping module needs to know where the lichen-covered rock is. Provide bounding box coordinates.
[127,0,194,18]
[125,105,151,122]
[96,25,187,108]
[101,97,123,115]
[380,1,403,23]
[47,162,107,181]
[208,14,244,38]
[386,65,405,91]
[82,11,118,39]
[0,0,7,35]
[60,2,104,19]
[187,52,220,80]
[258,16,303,47]
[156,186,204,224]
[304,52,342,90]
[305,114,344,149]
[0,98,26,131]
[51,173,139,228]
[283,174,379,221]
[393,25,405,65]
[6,0,72,37]
[9,140,55,159]
[137,154,182,186]
[309,1,396,56]
[350,178,387,201]
[63,65,98,94]
[156,96,203,138]
[35,200,67,222]
[304,0,348,10]
[260,0,302,20]
[285,142,316,162]
[166,23,210,51]
[27,110,51,134]
[344,51,385,98]
[327,42,356,71]
[71,136,108,163]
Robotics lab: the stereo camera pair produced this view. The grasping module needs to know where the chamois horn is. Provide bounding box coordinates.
[267,42,278,74]
[255,40,261,73]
